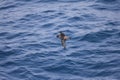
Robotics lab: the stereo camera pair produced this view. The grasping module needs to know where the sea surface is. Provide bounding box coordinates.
[0,0,120,80]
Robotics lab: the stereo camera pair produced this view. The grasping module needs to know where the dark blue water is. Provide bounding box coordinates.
[0,0,120,80]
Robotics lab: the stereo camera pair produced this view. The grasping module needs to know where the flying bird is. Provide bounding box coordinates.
[57,31,70,49]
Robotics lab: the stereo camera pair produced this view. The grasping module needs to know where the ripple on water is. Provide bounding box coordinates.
[96,0,118,4]
[68,16,83,22]
[0,50,15,60]
[22,14,43,21]
[8,67,49,79]
[105,21,120,26]
[42,10,56,13]
[0,4,16,10]
[80,29,116,42]
[90,3,120,11]
[41,23,55,29]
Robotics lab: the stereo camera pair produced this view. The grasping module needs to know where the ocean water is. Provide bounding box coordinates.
[0,0,120,80]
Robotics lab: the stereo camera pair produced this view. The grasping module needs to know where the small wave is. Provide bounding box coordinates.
[0,4,16,10]
[0,49,24,60]
[96,0,119,4]
[67,14,101,23]
[19,43,47,51]
[90,3,120,11]
[42,10,56,13]
[0,50,14,60]
[68,16,83,22]
[8,67,33,79]
[5,32,37,40]
[0,21,15,27]
[41,23,55,28]
[36,0,85,3]
[0,32,10,37]
[0,1,24,11]
[80,29,115,42]
[20,12,61,23]
[105,21,120,26]
[22,14,42,21]
[0,61,17,69]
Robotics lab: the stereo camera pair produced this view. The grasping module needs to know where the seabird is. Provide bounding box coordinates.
[57,31,70,49]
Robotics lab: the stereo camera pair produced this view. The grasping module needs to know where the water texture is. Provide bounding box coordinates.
[0,0,120,80]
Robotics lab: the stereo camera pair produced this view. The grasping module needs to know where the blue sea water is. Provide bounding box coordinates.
[0,0,120,80]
